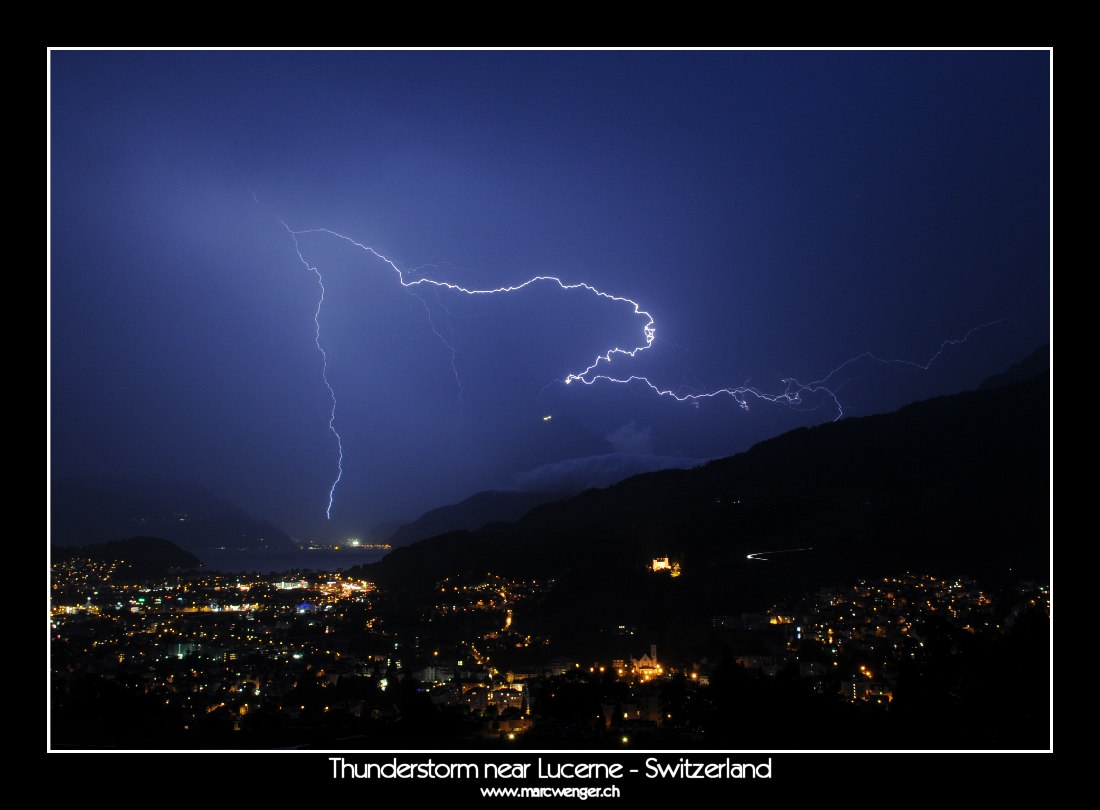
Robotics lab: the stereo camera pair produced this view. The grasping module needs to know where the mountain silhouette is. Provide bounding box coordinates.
[354,350,1050,639]
[52,536,201,581]
[385,453,709,548]
[50,477,294,552]
[979,343,1049,390]
[386,490,561,547]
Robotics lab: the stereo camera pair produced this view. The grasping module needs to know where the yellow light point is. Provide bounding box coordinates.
[543,415,552,421]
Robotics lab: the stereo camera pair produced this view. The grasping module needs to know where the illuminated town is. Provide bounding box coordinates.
[50,553,1049,748]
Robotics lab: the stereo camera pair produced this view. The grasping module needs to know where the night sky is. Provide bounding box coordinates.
[49,50,1050,542]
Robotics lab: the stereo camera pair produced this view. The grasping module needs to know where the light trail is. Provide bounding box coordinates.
[283,222,1024,520]
[746,547,814,561]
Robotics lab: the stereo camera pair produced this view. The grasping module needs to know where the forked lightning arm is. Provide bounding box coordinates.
[285,223,1018,519]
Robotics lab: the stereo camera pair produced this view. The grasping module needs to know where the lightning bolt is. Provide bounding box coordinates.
[409,286,464,406]
[565,312,1023,419]
[284,224,344,519]
[282,222,1026,519]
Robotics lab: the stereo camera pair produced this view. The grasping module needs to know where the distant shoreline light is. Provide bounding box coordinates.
[299,543,392,551]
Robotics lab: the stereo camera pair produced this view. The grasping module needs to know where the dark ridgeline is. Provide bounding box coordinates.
[50,477,294,552]
[386,490,560,548]
[367,518,409,544]
[978,344,1050,390]
[353,346,1049,646]
[52,536,200,581]
[378,413,700,548]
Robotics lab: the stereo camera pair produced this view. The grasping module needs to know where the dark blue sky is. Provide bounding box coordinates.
[49,50,1050,541]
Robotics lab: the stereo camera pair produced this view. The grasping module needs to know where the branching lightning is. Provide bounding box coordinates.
[285,226,344,519]
[565,312,1021,418]
[283,222,1023,519]
[409,287,464,404]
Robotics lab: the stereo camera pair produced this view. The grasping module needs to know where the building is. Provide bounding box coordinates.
[631,645,663,680]
[412,664,455,684]
[734,655,776,670]
[489,686,525,711]
[652,558,682,576]
[841,680,893,706]
[799,662,826,679]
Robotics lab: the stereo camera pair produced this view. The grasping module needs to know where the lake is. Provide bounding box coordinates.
[194,547,390,575]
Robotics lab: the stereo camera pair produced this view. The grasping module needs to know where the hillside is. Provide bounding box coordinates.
[387,490,560,547]
[354,367,1049,652]
[52,536,201,581]
[387,455,709,547]
[50,478,294,552]
[979,343,1049,390]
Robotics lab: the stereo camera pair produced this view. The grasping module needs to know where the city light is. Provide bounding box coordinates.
[51,555,1048,747]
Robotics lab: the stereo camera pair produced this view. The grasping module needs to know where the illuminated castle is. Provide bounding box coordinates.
[651,557,681,577]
